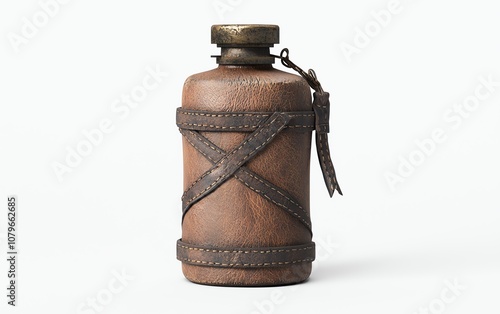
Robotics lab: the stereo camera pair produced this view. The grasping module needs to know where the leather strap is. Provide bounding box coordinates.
[272,47,343,196]
[176,106,342,200]
[312,92,342,197]
[176,239,315,268]
[176,103,340,269]
[182,112,291,213]
[176,108,315,132]
[180,129,312,233]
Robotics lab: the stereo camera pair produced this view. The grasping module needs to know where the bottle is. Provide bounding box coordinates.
[176,24,340,286]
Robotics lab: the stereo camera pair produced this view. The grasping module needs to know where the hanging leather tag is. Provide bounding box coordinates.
[276,49,342,197]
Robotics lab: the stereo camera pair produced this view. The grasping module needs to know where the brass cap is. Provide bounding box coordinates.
[211,24,279,47]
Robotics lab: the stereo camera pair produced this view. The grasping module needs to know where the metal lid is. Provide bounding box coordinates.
[211,24,279,47]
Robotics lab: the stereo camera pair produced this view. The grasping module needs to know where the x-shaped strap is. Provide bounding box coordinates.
[182,111,289,208]
[180,112,314,233]
[177,93,342,234]
[180,126,313,233]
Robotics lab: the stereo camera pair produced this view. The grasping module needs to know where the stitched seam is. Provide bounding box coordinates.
[184,131,303,211]
[177,110,314,130]
[179,123,259,129]
[178,123,313,129]
[178,111,269,118]
[240,170,306,213]
[178,243,313,253]
[185,121,275,192]
[288,114,315,117]
[182,131,216,163]
[185,116,280,204]
[189,131,224,155]
[184,114,285,205]
[178,257,314,267]
[323,134,338,187]
[178,110,314,118]
[287,125,314,128]
[234,174,311,229]
[180,131,222,201]
[319,133,335,192]
[181,132,226,199]
[182,130,310,229]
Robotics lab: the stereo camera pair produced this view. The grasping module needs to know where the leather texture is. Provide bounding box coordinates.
[181,112,291,215]
[176,108,316,132]
[179,128,313,233]
[312,92,343,197]
[177,239,315,268]
[179,65,338,286]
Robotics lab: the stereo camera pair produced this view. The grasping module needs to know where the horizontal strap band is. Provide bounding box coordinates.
[176,107,315,132]
[176,239,315,268]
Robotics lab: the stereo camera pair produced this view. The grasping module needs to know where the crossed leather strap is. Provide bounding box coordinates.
[176,92,341,268]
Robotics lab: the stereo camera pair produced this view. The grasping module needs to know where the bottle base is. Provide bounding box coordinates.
[181,262,312,287]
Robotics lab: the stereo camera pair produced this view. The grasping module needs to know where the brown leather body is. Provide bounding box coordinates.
[181,64,313,286]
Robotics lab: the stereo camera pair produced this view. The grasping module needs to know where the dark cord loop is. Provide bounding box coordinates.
[276,48,324,93]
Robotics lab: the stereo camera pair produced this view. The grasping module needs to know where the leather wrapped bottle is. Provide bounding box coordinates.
[176,25,341,286]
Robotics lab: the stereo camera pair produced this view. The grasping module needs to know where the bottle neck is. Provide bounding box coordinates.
[216,47,275,65]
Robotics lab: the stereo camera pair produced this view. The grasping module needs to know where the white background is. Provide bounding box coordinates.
[1,0,499,313]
